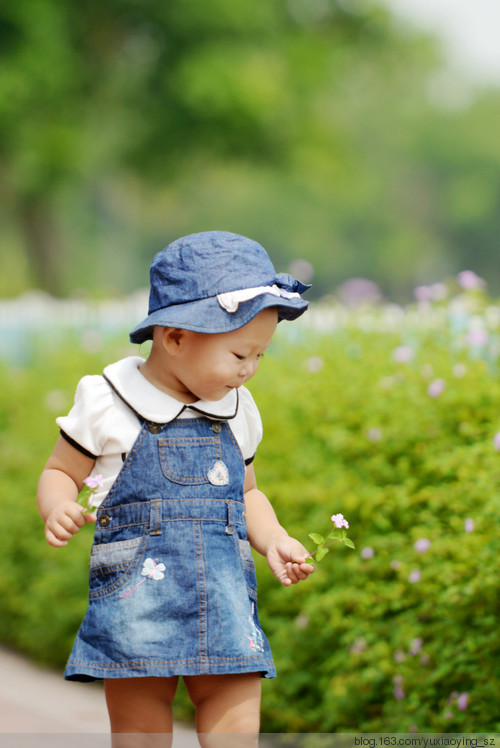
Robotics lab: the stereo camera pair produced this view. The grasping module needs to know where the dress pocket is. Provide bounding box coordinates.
[89,535,146,599]
[158,435,221,485]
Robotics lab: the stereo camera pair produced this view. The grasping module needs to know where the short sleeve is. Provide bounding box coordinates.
[232,386,263,463]
[56,375,114,458]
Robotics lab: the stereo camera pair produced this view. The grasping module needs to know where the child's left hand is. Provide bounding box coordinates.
[266,537,316,586]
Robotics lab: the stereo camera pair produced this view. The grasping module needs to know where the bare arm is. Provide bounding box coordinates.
[243,463,315,586]
[37,437,96,547]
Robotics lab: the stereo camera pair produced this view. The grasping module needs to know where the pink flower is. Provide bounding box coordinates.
[414,538,431,553]
[84,474,104,490]
[457,693,469,711]
[409,569,421,584]
[393,345,414,363]
[367,427,382,443]
[409,637,423,655]
[427,379,445,398]
[331,513,349,529]
[360,546,375,559]
[494,433,500,451]
[393,685,406,701]
[414,286,433,303]
[464,518,475,533]
[457,270,485,290]
[465,329,489,347]
[393,675,406,701]
[350,637,367,654]
[306,356,324,373]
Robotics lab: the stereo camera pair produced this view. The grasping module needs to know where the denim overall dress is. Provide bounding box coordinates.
[64,386,276,681]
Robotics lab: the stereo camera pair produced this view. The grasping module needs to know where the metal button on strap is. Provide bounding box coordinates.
[98,513,111,527]
[148,422,162,434]
[211,421,222,433]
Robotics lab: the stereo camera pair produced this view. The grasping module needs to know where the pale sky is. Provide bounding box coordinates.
[379,0,500,86]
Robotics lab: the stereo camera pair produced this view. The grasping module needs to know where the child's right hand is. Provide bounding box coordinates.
[44,501,96,548]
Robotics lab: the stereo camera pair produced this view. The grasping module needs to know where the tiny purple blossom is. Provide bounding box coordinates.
[295,613,309,630]
[367,427,382,443]
[84,474,104,490]
[464,518,475,533]
[414,538,431,553]
[414,285,433,303]
[457,270,485,290]
[457,693,469,711]
[465,329,489,347]
[350,637,367,654]
[409,569,421,584]
[393,345,414,364]
[494,433,500,451]
[306,356,324,373]
[360,546,375,559]
[331,513,349,529]
[428,379,445,398]
[393,686,405,701]
[409,637,423,655]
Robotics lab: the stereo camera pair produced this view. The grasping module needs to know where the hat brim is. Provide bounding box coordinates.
[129,293,309,344]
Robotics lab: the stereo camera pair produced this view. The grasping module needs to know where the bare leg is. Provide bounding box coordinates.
[184,673,261,748]
[104,676,179,748]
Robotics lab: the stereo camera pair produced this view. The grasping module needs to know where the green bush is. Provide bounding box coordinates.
[2,289,500,732]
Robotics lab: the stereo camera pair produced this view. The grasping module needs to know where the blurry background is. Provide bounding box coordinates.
[2,0,500,735]
[1,0,500,303]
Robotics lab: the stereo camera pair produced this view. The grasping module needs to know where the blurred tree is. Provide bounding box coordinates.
[3,0,498,299]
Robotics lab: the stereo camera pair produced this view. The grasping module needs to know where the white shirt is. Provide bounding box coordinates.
[56,356,263,507]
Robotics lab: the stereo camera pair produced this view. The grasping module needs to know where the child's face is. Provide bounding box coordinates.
[169,307,278,402]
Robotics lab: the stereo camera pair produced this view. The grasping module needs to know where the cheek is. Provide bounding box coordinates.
[195,361,234,388]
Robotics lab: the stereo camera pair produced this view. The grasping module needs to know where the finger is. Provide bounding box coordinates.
[284,562,302,584]
[298,562,316,575]
[47,523,74,542]
[45,527,68,548]
[289,562,313,583]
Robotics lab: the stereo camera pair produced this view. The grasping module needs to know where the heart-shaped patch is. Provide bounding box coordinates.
[207,460,229,486]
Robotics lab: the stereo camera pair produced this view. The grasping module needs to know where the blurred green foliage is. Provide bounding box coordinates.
[2,284,500,731]
[3,0,500,299]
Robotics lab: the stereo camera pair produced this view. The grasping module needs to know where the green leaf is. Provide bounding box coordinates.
[342,537,356,549]
[315,546,330,562]
[308,533,325,545]
[326,529,342,541]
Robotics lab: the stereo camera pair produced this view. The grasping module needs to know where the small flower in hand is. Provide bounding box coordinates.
[77,474,104,513]
[306,512,355,563]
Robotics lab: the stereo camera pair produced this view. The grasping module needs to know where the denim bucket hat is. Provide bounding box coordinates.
[129,231,310,344]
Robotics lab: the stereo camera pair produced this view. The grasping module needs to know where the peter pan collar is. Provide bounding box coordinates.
[103,356,239,424]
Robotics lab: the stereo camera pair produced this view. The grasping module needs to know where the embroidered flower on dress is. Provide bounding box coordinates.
[141,558,166,581]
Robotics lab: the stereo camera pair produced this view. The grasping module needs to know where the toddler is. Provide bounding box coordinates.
[37,231,315,747]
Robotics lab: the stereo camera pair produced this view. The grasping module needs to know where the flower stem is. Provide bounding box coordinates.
[307,537,342,560]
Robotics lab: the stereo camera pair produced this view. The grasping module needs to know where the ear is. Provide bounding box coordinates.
[161,327,191,355]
